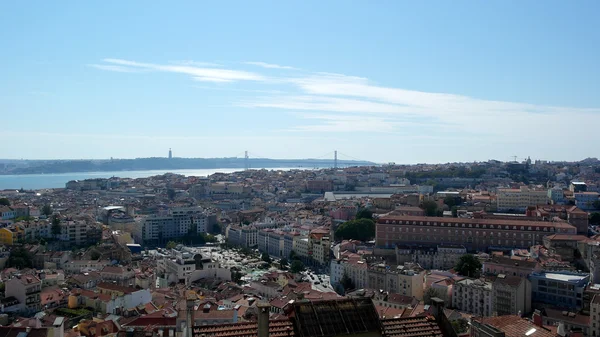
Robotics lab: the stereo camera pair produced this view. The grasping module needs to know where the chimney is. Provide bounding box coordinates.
[233,305,240,323]
[557,322,566,337]
[532,309,543,327]
[186,295,195,337]
[257,302,271,337]
[430,297,444,320]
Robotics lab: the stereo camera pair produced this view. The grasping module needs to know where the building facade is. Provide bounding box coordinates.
[376,215,576,251]
[529,272,590,309]
[492,275,531,316]
[496,187,548,211]
[367,262,425,300]
[5,274,42,314]
[452,278,492,316]
[396,244,466,270]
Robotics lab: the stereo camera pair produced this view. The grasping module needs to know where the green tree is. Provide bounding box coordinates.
[290,259,305,274]
[289,250,299,261]
[356,208,373,220]
[0,198,10,206]
[444,196,457,208]
[340,272,355,291]
[90,251,101,260]
[590,212,600,225]
[421,200,439,216]
[261,252,272,263]
[51,214,61,237]
[166,241,178,249]
[593,200,600,210]
[334,218,376,242]
[424,287,442,305]
[232,270,244,284]
[451,206,458,218]
[42,204,53,216]
[451,319,470,334]
[7,247,33,269]
[167,189,176,200]
[455,254,482,277]
[280,258,289,269]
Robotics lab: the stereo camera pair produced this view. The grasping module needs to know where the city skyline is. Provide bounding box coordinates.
[1,1,599,163]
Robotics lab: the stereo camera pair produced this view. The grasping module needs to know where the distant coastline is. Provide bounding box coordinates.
[0,157,375,175]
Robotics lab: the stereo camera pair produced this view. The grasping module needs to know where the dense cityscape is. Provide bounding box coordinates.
[0,157,599,337]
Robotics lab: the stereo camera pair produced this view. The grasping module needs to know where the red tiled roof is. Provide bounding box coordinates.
[97,282,137,294]
[544,234,589,242]
[381,314,444,337]
[122,316,177,328]
[193,319,294,337]
[475,316,555,337]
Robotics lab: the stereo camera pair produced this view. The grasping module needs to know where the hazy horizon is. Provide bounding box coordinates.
[2,1,599,163]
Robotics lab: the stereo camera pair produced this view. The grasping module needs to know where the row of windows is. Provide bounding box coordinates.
[383,227,540,238]
[382,220,556,232]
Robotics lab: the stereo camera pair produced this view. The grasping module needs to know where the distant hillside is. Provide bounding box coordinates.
[1,157,375,175]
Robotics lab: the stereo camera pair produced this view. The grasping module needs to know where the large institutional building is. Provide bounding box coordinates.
[376,215,576,251]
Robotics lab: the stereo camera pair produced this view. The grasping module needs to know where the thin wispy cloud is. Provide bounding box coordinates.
[92,57,600,141]
[95,58,265,82]
[172,60,222,68]
[89,64,141,73]
[194,85,283,94]
[244,61,297,70]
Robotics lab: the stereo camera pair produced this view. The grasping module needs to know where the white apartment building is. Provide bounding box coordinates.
[492,274,531,316]
[227,225,258,248]
[497,186,548,211]
[138,207,210,244]
[295,237,310,262]
[63,259,111,274]
[19,221,52,242]
[591,294,600,337]
[155,248,221,284]
[60,220,89,245]
[5,274,42,313]
[452,278,493,317]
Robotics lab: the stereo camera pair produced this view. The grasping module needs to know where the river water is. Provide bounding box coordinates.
[0,167,311,190]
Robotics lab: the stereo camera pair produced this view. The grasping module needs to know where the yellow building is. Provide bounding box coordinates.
[0,228,16,245]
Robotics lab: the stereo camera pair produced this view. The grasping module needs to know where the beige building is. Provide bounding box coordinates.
[497,186,548,211]
[309,228,331,267]
[452,278,492,317]
[367,262,425,300]
[396,244,466,270]
[492,274,531,316]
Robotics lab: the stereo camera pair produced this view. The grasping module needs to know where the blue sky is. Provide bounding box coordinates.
[1,1,599,164]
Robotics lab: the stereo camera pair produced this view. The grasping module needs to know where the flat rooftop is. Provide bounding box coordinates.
[324,191,393,201]
[539,273,589,282]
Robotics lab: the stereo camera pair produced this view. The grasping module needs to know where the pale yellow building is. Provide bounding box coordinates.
[497,186,548,211]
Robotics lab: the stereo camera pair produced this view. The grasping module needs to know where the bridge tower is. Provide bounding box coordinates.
[334,150,338,169]
[244,151,249,170]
